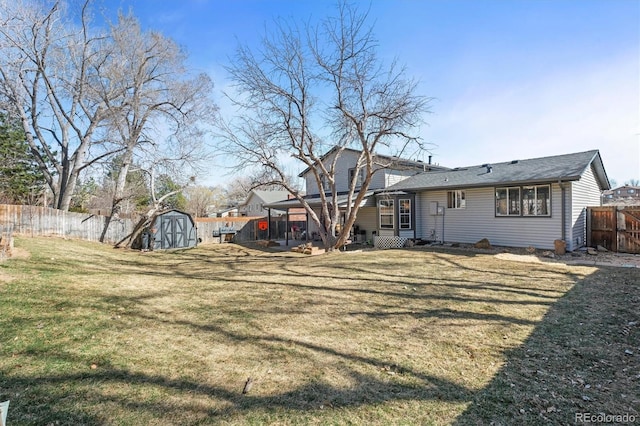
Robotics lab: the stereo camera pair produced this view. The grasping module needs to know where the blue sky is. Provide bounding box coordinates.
[99,0,639,187]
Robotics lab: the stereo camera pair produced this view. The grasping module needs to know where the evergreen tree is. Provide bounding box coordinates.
[0,115,46,204]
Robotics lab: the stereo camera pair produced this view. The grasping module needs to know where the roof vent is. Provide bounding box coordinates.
[511,160,519,164]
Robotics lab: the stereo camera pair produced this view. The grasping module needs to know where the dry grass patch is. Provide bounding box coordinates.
[0,237,637,425]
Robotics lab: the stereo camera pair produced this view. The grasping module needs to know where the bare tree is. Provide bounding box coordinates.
[96,12,216,241]
[0,0,120,210]
[184,185,221,218]
[219,1,430,250]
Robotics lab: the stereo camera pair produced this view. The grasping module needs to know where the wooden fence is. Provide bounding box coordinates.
[0,205,305,247]
[0,204,135,245]
[587,206,640,253]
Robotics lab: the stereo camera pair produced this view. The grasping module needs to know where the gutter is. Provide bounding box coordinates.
[390,176,583,193]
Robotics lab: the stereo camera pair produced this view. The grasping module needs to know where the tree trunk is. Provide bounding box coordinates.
[100,150,134,242]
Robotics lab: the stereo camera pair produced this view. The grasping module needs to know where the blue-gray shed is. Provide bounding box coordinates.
[149,210,198,250]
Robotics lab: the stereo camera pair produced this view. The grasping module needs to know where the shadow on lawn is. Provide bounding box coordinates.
[453,267,640,425]
[3,242,638,424]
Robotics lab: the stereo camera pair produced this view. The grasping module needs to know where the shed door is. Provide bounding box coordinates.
[160,215,188,249]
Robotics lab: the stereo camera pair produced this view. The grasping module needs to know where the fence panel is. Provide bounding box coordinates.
[0,205,134,245]
[587,206,640,254]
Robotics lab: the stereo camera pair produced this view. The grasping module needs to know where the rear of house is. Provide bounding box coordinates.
[377,150,609,251]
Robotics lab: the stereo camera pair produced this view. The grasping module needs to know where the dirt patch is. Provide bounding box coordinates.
[9,247,30,259]
[494,252,543,263]
[422,243,640,268]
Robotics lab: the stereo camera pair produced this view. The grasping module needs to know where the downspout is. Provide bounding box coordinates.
[442,205,445,244]
[559,180,567,242]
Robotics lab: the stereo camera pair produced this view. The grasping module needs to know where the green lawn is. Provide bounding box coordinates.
[0,237,638,425]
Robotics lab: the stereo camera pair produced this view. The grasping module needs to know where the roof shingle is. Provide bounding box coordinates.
[386,150,607,192]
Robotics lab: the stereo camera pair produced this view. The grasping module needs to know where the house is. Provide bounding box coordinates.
[269,149,610,250]
[376,150,610,251]
[213,205,240,218]
[602,185,640,205]
[266,147,609,251]
[238,190,291,217]
[266,146,448,243]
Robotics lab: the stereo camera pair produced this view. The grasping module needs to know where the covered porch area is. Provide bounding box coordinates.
[264,190,378,247]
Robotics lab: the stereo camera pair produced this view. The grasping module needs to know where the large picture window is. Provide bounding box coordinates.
[399,199,411,229]
[447,190,466,209]
[496,185,550,217]
[379,199,394,228]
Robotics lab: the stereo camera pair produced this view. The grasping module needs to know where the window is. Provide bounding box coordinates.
[348,168,365,189]
[496,187,521,216]
[496,185,550,217]
[447,190,466,209]
[522,185,550,216]
[399,199,411,229]
[379,199,394,228]
[629,189,636,194]
[319,174,329,192]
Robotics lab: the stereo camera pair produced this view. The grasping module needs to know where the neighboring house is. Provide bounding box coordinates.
[266,146,448,243]
[238,190,292,217]
[377,150,610,251]
[214,206,239,218]
[602,185,640,205]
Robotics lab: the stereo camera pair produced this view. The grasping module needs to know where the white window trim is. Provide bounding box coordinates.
[399,198,411,229]
[496,185,551,217]
[379,199,394,229]
[348,167,366,189]
[447,190,466,209]
[522,185,551,217]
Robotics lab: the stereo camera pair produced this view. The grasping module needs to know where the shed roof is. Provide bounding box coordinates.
[385,150,610,192]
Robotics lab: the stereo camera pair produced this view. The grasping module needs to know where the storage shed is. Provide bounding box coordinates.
[148,210,197,250]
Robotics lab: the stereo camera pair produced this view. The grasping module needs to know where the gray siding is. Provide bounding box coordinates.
[416,185,565,250]
[569,164,603,250]
[384,169,418,187]
[303,150,418,195]
[304,150,362,195]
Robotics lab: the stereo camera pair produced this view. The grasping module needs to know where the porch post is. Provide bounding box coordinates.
[267,208,272,240]
[285,209,290,246]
